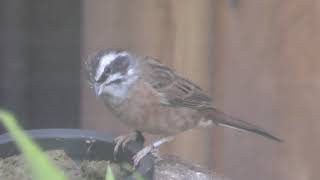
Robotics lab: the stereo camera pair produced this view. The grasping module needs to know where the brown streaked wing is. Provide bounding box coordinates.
[142,58,213,109]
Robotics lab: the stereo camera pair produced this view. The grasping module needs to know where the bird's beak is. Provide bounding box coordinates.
[94,84,103,96]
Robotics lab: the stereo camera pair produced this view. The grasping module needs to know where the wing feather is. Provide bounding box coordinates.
[140,57,283,142]
[141,58,212,109]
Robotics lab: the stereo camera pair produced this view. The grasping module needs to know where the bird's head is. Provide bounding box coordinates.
[86,49,139,98]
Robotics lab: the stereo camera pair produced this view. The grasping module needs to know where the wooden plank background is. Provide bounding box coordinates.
[81,0,320,179]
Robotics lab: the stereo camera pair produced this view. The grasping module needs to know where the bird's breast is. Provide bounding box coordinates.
[112,80,202,135]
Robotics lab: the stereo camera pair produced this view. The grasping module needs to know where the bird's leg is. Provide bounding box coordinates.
[113,131,144,159]
[133,136,174,167]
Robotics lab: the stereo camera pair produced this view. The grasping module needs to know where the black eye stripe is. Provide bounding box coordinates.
[95,54,130,84]
[110,56,130,74]
[97,73,107,83]
[96,66,110,83]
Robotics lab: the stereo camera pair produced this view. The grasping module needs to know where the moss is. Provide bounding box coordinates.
[0,150,132,180]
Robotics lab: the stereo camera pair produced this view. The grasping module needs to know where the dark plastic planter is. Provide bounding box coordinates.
[0,129,154,180]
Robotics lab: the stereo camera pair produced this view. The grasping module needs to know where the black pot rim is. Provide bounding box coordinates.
[0,128,154,180]
[0,128,115,144]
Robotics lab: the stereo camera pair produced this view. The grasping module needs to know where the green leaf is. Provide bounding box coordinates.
[0,110,68,180]
[105,164,116,180]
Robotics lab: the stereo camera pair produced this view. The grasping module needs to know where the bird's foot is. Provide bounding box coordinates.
[113,131,144,159]
[133,144,155,167]
[133,136,174,167]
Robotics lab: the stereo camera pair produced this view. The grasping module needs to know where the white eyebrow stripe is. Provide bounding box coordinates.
[95,52,129,82]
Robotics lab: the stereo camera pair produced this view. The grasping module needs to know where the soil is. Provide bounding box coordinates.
[0,150,133,180]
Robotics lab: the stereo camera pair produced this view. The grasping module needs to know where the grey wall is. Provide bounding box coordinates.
[0,0,81,131]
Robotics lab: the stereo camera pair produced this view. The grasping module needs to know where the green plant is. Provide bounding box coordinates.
[105,164,116,180]
[0,110,67,180]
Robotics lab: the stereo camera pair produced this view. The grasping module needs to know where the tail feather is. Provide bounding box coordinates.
[203,108,283,142]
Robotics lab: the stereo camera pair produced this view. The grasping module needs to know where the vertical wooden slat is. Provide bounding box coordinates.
[213,0,320,179]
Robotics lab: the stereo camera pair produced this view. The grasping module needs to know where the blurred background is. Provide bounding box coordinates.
[1,0,319,179]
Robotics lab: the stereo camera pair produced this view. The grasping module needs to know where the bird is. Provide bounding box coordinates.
[85,49,282,166]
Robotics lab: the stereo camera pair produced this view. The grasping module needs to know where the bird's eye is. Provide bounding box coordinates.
[97,67,111,83]
[104,67,111,74]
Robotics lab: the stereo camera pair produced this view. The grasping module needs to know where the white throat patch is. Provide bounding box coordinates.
[101,68,138,106]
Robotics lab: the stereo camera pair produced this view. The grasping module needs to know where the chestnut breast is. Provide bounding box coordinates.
[114,79,203,136]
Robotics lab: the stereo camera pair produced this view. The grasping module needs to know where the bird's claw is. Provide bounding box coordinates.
[113,132,141,159]
[133,145,155,167]
[133,136,174,167]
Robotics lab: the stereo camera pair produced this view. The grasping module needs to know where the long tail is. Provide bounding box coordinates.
[203,108,283,142]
